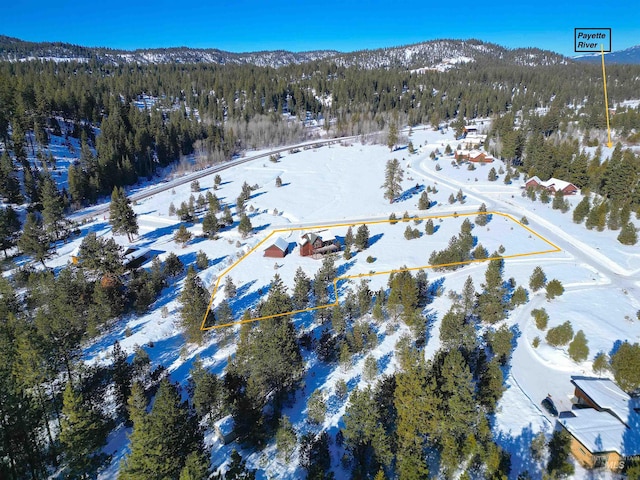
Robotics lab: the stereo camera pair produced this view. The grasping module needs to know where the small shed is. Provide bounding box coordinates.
[264,237,289,258]
[214,415,237,445]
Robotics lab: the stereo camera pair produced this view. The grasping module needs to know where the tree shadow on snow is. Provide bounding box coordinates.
[494,424,547,479]
[395,183,424,203]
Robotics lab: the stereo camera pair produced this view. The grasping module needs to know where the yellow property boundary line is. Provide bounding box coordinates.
[201,211,561,330]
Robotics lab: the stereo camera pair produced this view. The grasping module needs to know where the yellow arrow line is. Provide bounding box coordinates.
[601,44,613,148]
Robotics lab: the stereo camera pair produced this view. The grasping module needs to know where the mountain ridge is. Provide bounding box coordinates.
[0,35,569,69]
[574,44,640,64]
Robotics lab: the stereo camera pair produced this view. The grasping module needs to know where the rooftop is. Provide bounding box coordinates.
[268,236,289,252]
[572,377,634,425]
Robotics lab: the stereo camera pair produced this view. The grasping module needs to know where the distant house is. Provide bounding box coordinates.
[123,246,151,269]
[525,176,579,195]
[299,231,339,257]
[214,415,237,445]
[70,244,150,270]
[455,149,494,163]
[264,237,289,258]
[559,377,640,471]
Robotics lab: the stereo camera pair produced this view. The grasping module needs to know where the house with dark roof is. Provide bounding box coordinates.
[298,230,339,257]
[559,377,640,471]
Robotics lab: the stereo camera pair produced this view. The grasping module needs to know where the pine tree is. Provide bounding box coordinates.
[529,266,547,292]
[238,214,253,238]
[109,187,138,242]
[456,189,465,203]
[418,191,430,209]
[475,203,489,226]
[546,430,575,478]
[112,340,133,419]
[59,381,108,478]
[387,122,398,151]
[179,451,210,480]
[173,224,193,247]
[40,174,67,241]
[307,389,327,425]
[618,222,638,245]
[224,276,237,299]
[275,176,282,187]
[488,325,514,365]
[539,188,550,204]
[592,352,609,374]
[275,415,297,461]
[223,450,256,479]
[510,285,528,307]
[488,167,498,181]
[478,358,505,412]
[292,267,311,309]
[381,158,404,202]
[0,205,21,258]
[202,210,218,238]
[207,191,220,212]
[610,342,640,391]
[461,276,476,317]
[120,378,204,480]
[573,195,590,223]
[425,219,434,235]
[394,355,434,479]
[179,266,213,344]
[18,212,53,267]
[0,151,22,203]
[355,224,370,250]
[196,250,208,270]
[344,226,355,247]
[568,330,589,362]
[476,257,507,324]
[188,357,224,424]
[545,279,564,300]
[236,195,245,215]
[363,355,378,382]
[222,206,233,225]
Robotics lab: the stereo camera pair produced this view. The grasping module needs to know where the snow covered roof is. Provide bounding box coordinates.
[124,246,150,264]
[572,377,633,425]
[299,232,321,245]
[268,237,289,252]
[215,415,235,436]
[527,176,577,192]
[323,229,336,242]
[561,408,631,455]
[562,378,640,456]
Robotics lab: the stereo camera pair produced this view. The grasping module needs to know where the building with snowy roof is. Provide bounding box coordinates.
[263,237,290,258]
[559,377,640,471]
[525,176,579,195]
[298,230,339,257]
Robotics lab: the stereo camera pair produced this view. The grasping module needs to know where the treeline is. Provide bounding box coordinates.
[2,58,640,207]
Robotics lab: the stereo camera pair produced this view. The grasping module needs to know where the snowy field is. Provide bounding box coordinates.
[40,124,640,479]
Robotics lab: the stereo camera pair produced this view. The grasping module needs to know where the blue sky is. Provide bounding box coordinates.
[2,0,638,56]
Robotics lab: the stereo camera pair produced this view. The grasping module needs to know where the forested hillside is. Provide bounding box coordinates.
[1,37,640,479]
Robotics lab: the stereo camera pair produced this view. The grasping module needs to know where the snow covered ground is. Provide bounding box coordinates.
[50,124,640,479]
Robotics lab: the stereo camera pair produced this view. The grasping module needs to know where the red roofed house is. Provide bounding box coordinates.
[263,237,289,258]
[525,176,579,195]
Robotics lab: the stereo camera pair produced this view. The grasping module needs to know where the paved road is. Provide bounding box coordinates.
[72,135,359,223]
